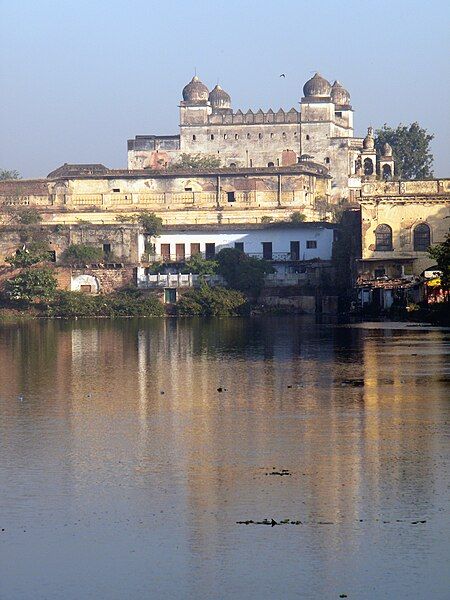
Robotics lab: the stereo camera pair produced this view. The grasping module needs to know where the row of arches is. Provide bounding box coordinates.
[359,158,392,178]
[375,223,431,252]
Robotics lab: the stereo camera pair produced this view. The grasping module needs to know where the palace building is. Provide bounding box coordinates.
[127,73,367,201]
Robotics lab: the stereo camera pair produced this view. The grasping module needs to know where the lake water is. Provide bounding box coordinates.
[0,317,449,600]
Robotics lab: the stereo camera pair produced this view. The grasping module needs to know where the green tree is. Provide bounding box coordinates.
[170,153,221,170]
[183,253,218,275]
[137,211,163,236]
[375,123,434,180]
[0,169,20,180]
[429,234,450,291]
[216,248,274,296]
[5,242,51,268]
[62,244,104,265]
[4,268,57,303]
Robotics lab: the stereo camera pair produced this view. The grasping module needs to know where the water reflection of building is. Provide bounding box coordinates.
[1,319,446,590]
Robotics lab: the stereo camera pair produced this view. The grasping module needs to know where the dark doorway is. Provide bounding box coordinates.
[205,243,216,260]
[262,242,272,260]
[190,243,201,256]
[234,242,244,252]
[176,244,185,262]
[161,244,171,261]
[290,241,300,260]
[227,192,236,203]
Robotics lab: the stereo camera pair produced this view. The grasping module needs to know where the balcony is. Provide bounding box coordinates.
[144,251,300,263]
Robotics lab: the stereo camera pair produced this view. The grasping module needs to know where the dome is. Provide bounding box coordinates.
[209,84,231,110]
[331,80,350,106]
[303,72,332,98]
[382,142,393,156]
[182,75,209,103]
[363,127,375,151]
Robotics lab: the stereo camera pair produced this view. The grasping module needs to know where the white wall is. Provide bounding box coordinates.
[145,226,334,261]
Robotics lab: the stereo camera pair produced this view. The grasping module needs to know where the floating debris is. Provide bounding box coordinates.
[266,468,291,476]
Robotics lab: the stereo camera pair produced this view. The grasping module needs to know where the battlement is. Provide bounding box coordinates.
[208,108,300,126]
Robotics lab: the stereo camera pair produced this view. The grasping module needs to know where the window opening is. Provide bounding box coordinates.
[413,223,430,252]
[364,158,374,176]
[374,224,392,251]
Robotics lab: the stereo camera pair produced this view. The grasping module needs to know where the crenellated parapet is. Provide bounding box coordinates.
[208,107,299,126]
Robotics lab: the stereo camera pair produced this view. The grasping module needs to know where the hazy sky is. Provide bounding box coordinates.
[1,0,449,178]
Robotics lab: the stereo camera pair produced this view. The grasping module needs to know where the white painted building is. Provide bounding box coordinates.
[140,223,336,264]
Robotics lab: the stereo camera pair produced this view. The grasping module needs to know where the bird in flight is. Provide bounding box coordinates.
[279,73,286,78]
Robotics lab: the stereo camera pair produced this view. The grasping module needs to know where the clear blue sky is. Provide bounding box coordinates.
[1,0,449,178]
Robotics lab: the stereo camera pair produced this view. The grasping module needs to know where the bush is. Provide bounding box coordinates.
[4,268,58,304]
[216,248,274,296]
[290,211,306,223]
[182,253,218,275]
[176,285,248,316]
[47,290,164,318]
[137,212,163,236]
[5,242,51,268]
[62,244,104,265]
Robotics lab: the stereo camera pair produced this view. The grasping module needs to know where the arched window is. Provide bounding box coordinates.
[364,158,374,176]
[235,134,239,140]
[192,135,196,141]
[382,164,392,179]
[413,223,430,252]
[270,133,274,139]
[305,134,310,141]
[282,132,287,140]
[210,134,214,140]
[229,162,236,168]
[375,224,392,251]
[325,157,330,164]
[258,133,262,139]
[267,162,274,167]
[223,133,227,139]
[247,133,251,139]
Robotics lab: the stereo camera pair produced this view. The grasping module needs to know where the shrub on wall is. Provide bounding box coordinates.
[62,244,104,265]
[5,242,52,268]
[176,285,248,317]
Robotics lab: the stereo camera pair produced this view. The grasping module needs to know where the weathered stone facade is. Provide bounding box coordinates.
[0,164,332,226]
[0,224,141,266]
[358,178,450,278]
[128,73,364,201]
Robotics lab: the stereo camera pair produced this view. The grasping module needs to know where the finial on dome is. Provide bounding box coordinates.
[182,75,209,103]
[303,72,332,98]
[363,126,375,150]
